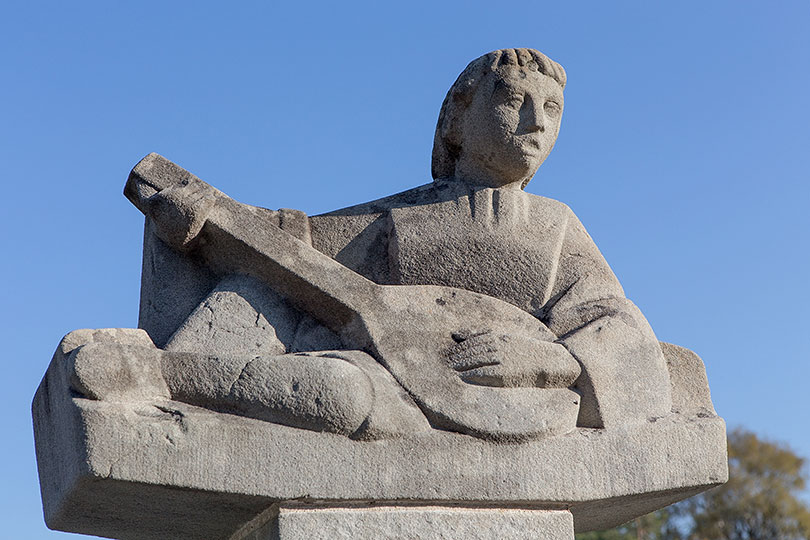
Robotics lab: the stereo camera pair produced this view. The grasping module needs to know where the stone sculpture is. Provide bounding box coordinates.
[33,48,727,540]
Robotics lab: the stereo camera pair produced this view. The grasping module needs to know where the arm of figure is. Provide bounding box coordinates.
[540,207,672,428]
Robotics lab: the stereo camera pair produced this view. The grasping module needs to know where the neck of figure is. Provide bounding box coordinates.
[453,153,529,191]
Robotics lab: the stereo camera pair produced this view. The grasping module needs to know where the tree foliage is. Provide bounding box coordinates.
[576,428,810,540]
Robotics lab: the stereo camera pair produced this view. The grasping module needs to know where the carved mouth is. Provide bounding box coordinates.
[517,137,543,153]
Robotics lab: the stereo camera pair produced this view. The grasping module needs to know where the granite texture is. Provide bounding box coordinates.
[235,505,575,540]
[33,48,727,540]
[34,330,726,538]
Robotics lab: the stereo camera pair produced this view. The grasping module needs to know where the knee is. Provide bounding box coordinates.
[58,328,155,356]
[57,329,168,401]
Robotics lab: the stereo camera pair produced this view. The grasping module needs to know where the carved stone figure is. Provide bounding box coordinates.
[33,49,727,540]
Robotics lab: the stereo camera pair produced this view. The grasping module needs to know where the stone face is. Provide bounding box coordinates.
[33,47,727,539]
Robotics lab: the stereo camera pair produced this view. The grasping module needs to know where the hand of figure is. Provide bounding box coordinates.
[146,180,217,250]
[446,331,581,388]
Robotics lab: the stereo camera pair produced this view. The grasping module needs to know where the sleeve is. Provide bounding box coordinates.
[541,207,672,428]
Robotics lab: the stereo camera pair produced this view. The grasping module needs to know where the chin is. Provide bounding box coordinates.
[505,155,542,181]
[508,143,545,166]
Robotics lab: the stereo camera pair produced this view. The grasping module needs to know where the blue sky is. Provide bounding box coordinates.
[2,1,809,537]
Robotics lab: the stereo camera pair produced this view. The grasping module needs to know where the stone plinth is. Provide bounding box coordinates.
[236,505,574,540]
[33,344,727,540]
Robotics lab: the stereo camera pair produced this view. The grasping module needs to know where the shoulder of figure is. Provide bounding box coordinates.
[519,191,577,224]
[313,182,451,218]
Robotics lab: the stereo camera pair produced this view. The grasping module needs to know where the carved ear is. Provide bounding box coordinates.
[431,94,458,180]
[431,128,454,180]
[431,75,479,180]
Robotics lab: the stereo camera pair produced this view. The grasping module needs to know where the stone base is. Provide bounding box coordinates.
[235,505,573,540]
[33,343,727,540]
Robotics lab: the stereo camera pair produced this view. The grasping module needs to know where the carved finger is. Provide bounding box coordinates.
[446,338,499,371]
[449,353,500,372]
[448,334,497,355]
[458,365,505,387]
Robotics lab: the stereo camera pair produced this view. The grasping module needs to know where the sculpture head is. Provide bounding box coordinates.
[432,48,566,189]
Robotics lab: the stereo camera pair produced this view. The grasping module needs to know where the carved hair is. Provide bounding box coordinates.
[431,48,566,181]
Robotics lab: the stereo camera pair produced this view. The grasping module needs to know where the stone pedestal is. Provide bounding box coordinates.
[236,505,574,540]
[33,48,730,540]
[33,339,727,539]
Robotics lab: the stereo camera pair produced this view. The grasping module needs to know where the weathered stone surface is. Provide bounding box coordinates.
[236,505,575,540]
[661,342,717,418]
[125,153,583,441]
[119,46,674,442]
[165,274,291,357]
[33,351,727,538]
[34,47,727,539]
[70,342,169,402]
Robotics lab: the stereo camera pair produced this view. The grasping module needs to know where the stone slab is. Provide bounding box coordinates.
[235,505,574,540]
[33,353,727,540]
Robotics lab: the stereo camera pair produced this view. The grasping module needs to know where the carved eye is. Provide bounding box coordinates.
[544,101,561,116]
[503,94,524,109]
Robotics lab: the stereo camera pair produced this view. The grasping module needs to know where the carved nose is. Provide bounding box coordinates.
[521,99,545,133]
